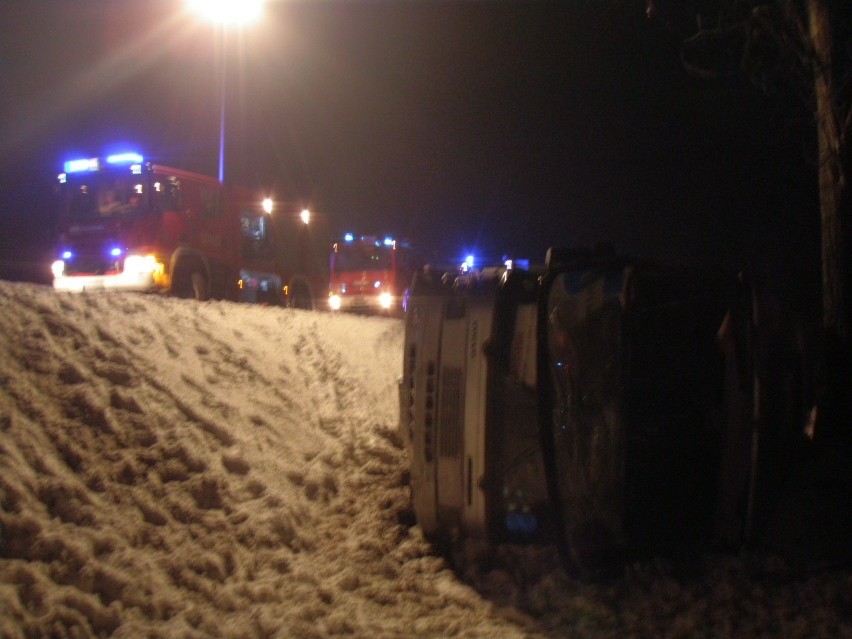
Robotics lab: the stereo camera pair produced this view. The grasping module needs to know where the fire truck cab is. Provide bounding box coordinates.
[52,152,328,307]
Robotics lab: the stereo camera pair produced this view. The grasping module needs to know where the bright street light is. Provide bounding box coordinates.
[186,0,265,183]
[187,0,264,26]
[300,209,311,225]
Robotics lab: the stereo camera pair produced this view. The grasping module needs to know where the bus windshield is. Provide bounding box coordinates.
[334,244,392,272]
[63,170,147,221]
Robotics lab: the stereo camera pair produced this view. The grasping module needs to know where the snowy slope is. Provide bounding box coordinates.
[0,282,848,639]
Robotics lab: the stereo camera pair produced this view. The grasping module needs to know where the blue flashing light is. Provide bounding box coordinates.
[109,247,123,257]
[466,255,475,269]
[383,237,394,246]
[61,250,73,260]
[64,157,99,173]
[106,152,143,165]
[343,233,354,242]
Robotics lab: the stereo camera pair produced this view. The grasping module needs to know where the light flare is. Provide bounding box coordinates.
[186,0,264,26]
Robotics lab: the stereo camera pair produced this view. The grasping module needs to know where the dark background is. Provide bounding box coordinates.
[0,0,820,310]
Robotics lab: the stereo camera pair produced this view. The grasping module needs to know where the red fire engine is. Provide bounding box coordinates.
[327,233,425,315]
[51,152,328,308]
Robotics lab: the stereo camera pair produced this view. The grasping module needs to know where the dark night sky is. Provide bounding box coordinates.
[0,0,821,304]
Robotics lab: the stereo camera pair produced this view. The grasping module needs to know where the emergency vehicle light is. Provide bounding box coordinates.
[344,233,354,242]
[106,152,144,165]
[110,247,123,257]
[123,254,160,276]
[64,158,99,173]
[61,250,73,260]
[504,258,530,270]
[383,237,394,246]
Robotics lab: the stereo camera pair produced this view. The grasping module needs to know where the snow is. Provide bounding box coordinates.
[0,280,848,639]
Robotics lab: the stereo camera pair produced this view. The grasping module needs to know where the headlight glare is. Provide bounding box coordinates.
[124,254,160,275]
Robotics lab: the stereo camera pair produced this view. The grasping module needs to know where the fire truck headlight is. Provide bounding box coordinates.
[124,254,161,276]
[329,294,342,311]
[378,292,393,309]
[51,260,65,279]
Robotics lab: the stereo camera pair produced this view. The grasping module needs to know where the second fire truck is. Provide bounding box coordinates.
[328,233,425,315]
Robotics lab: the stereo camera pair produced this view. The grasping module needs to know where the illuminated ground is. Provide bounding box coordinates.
[0,281,847,638]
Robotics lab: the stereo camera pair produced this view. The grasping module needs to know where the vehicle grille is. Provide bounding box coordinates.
[65,255,119,275]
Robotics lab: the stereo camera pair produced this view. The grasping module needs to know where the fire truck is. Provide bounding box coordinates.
[51,152,328,308]
[327,233,425,315]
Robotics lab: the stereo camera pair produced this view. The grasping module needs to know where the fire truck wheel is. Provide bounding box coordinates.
[288,284,312,310]
[190,272,209,301]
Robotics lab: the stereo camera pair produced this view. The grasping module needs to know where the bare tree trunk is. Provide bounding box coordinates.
[805,6,851,562]
[807,0,848,340]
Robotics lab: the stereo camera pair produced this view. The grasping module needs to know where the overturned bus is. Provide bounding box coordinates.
[400,247,808,573]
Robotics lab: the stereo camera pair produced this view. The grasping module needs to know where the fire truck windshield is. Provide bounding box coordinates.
[64,171,146,221]
[334,244,392,271]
